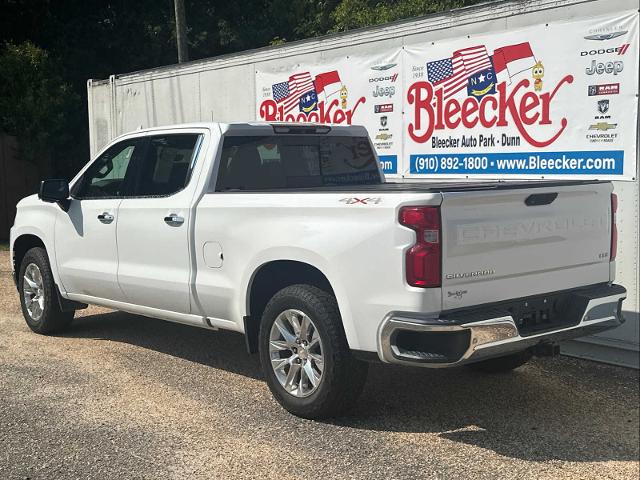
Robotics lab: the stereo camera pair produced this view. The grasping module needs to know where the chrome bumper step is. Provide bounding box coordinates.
[377,284,626,368]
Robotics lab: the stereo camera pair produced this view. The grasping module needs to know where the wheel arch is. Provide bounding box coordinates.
[244,259,348,354]
[12,234,48,287]
[11,210,63,290]
[12,232,85,312]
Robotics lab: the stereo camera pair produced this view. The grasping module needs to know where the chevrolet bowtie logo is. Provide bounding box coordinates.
[589,122,617,131]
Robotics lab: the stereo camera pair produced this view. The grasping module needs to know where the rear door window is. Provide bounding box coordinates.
[215,135,381,191]
[131,134,201,197]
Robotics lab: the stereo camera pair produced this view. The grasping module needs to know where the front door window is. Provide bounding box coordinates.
[72,140,140,199]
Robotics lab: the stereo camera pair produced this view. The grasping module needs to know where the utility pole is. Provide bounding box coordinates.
[174,0,189,63]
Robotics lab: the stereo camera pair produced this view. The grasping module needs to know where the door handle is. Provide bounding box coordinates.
[97,212,114,224]
[164,214,184,226]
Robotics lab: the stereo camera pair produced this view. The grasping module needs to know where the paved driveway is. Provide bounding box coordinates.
[1,250,638,479]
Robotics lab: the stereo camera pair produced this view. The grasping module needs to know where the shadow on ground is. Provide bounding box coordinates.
[63,310,639,464]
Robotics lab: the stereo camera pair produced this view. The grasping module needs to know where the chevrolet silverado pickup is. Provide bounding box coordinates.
[10,122,626,418]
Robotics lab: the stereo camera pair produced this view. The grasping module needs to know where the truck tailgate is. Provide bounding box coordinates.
[440,182,613,310]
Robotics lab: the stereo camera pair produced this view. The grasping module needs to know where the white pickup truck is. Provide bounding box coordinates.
[10,122,626,418]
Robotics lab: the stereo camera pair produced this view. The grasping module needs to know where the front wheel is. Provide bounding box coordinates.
[18,247,74,334]
[258,284,368,419]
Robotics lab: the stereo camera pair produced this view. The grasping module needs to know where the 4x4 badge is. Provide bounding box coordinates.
[339,197,382,205]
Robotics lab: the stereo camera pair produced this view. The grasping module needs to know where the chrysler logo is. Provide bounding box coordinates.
[584,31,627,41]
[370,63,397,71]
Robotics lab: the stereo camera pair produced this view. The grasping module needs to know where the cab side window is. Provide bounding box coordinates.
[215,135,380,191]
[72,139,140,199]
[131,134,201,197]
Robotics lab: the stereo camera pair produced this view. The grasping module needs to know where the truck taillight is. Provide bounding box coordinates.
[399,206,441,288]
[611,193,618,261]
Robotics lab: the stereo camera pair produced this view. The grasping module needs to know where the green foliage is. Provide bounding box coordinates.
[331,0,484,31]
[0,42,78,176]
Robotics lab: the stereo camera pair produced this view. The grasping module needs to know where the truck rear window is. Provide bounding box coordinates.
[215,135,382,191]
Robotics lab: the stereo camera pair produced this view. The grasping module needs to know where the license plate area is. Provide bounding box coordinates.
[441,283,623,337]
[506,292,587,336]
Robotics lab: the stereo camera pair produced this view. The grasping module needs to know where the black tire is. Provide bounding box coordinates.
[258,284,368,419]
[467,349,533,373]
[18,247,74,334]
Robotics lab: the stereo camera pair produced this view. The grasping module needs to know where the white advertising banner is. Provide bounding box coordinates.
[255,10,638,180]
[256,50,403,176]
[403,10,638,180]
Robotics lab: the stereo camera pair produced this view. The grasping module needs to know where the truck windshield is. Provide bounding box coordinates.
[215,135,382,191]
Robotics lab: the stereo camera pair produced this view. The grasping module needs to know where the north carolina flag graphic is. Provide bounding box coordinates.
[314,70,341,96]
[491,42,537,84]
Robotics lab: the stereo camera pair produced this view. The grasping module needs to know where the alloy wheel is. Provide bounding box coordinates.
[268,309,324,397]
[23,263,45,321]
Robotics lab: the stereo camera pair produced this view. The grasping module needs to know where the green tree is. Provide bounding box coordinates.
[330,0,484,31]
[0,41,79,177]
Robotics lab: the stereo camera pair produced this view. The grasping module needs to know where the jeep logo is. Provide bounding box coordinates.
[372,85,396,98]
[585,60,624,75]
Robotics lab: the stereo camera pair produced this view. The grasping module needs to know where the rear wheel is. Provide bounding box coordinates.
[467,349,532,373]
[18,247,74,334]
[258,284,368,419]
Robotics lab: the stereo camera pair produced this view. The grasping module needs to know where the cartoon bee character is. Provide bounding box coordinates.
[532,61,544,92]
[339,85,348,109]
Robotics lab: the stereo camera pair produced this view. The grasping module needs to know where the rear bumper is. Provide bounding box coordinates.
[377,283,626,368]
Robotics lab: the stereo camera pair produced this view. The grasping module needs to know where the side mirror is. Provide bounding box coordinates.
[39,179,70,210]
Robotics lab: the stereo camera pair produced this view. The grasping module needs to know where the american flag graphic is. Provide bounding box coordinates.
[426,46,492,99]
[271,72,316,114]
[272,82,290,101]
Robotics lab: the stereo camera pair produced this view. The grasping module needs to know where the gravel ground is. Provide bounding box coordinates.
[1,250,638,479]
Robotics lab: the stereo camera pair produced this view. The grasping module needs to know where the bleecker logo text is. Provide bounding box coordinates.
[260,97,366,123]
[407,76,574,148]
